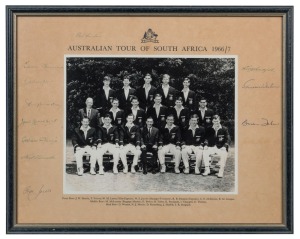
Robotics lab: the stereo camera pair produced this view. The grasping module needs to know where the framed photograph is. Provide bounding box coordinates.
[7,6,293,233]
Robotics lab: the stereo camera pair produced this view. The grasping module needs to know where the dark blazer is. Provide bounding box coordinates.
[169,107,190,130]
[136,85,157,111]
[158,125,181,147]
[141,126,159,147]
[106,109,125,127]
[117,88,136,111]
[194,108,214,128]
[72,127,99,151]
[179,90,197,112]
[182,126,205,147]
[125,108,146,129]
[146,105,169,129]
[98,125,119,144]
[120,124,141,146]
[156,85,178,108]
[95,88,116,114]
[204,126,231,150]
[78,108,101,129]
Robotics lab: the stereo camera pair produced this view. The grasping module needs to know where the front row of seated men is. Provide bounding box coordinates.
[72,113,230,178]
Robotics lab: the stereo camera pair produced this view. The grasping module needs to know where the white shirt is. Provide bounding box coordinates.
[125,122,134,131]
[154,104,162,117]
[80,126,91,139]
[103,86,111,100]
[188,125,199,137]
[162,84,170,98]
[103,124,113,133]
[131,106,140,119]
[123,86,131,100]
[143,84,151,99]
[213,124,222,136]
[174,106,184,118]
[199,107,207,119]
[109,108,121,120]
[165,124,175,132]
[182,88,189,101]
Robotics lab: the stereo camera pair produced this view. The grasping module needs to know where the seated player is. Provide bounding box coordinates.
[126,96,146,130]
[140,117,160,174]
[146,94,168,129]
[72,117,99,176]
[158,114,181,173]
[169,97,190,131]
[119,114,142,174]
[203,115,231,178]
[96,114,120,175]
[181,114,205,175]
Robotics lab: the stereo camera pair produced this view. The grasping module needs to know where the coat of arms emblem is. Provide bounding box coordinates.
[141,28,159,43]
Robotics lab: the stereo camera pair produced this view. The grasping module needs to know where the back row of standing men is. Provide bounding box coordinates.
[72,73,231,178]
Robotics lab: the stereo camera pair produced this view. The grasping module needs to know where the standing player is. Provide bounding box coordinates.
[126,96,146,129]
[179,78,196,112]
[95,76,116,115]
[203,115,231,178]
[157,114,181,173]
[136,73,157,111]
[146,94,168,129]
[119,114,141,174]
[156,74,178,109]
[107,98,125,128]
[96,114,120,175]
[117,76,136,112]
[169,97,190,131]
[194,98,214,129]
[140,117,160,174]
[181,114,205,175]
[72,117,99,176]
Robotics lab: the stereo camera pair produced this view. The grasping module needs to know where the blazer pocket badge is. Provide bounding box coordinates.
[189,98,193,104]
[161,115,165,121]
[110,133,114,140]
[149,95,153,101]
[218,135,224,141]
[109,97,113,102]
[169,94,173,100]
[206,117,211,123]
[171,133,176,139]
[181,116,185,122]
[117,118,122,124]
[138,117,142,123]
[196,136,200,142]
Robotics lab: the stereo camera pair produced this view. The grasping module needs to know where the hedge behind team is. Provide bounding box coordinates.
[72,73,231,178]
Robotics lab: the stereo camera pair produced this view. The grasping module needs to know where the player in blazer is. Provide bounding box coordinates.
[169,97,190,131]
[117,76,136,112]
[72,117,99,176]
[119,114,142,174]
[136,73,157,111]
[78,97,101,129]
[96,114,120,175]
[202,115,231,178]
[140,117,160,174]
[155,74,178,109]
[95,76,116,115]
[157,114,181,173]
[194,98,214,128]
[106,98,125,128]
[146,94,169,129]
[181,114,206,175]
[125,96,146,129]
[179,78,197,112]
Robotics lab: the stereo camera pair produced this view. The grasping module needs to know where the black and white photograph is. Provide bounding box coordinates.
[64,56,237,194]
